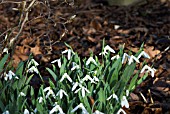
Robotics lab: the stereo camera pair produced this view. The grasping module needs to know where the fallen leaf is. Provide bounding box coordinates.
[144,46,160,58]
[30,45,42,55]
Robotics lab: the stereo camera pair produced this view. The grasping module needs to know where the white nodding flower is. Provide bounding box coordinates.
[43,87,56,99]
[86,57,97,66]
[128,55,140,65]
[4,70,17,81]
[27,66,39,74]
[93,76,99,82]
[121,96,129,108]
[71,103,89,114]
[71,62,80,71]
[117,108,126,114]
[72,82,79,91]
[24,109,29,114]
[38,97,43,103]
[62,49,74,60]
[99,45,115,56]
[82,75,95,83]
[126,90,129,97]
[111,55,120,60]
[60,73,72,83]
[140,65,155,77]
[73,84,90,97]
[107,93,118,101]
[18,92,26,97]
[122,53,130,64]
[49,102,65,114]
[3,48,8,54]
[51,59,61,68]
[137,51,150,59]
[2,110,10,114]
[28,59,39,68]
[56,89,68,99]
[93,110,105,114]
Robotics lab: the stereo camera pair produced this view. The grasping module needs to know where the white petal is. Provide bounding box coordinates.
[24,109,29,114]
[93,76,99,82]
[104,45,115,54]
[74,88,81,93]
[2,110,10,114]
[122,53,130,64]
[18,92,26,97]
[112,93,119,101]
[71,103,88,113]
[32,59,39,66]
[86,57,97,66]
[117,108,126,114]
[66,75,73,83]
[71,104,80,113]
[49,106,57,114]
[107,95,113,100]
[93,110,105,114]
[140,65,155,77]
[137,51,150,59]
[111,55,120,60]
[38,97,43,103]
[3,48,8,53]
[126,90,129,97]
[128,55,140,65]
[43,87,51,92]
[62,50,68,54]
[121,96,129,108]
[68,49,71,60]
[72,82,79,91]
[82,87,85,97]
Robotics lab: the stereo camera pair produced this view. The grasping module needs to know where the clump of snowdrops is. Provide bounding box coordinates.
[0,42,155,114]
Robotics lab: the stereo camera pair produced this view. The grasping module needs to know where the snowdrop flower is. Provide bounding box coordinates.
[86,57,97,66]
[74,85,90,98]
[72,82,79,91]
[107,93,118,101]
[137,51,150,59]
[121,96,129,108]
[2,110,9,114]
[128,55,140,65]
[43,87,56,99]
[56,89,68,99]
[24,109,29,114]
[62,49,74,60]
[49,102,65,114]
[93,76,99,82]
[126,90,129,97]
[99,45,115,56]
[122,53,130,64]
[82,75,95,83]
[111,55,120,60]
[114,25,120,30]
[38,97,43,103]
[60,73,72,83]
[73,83,90,97]
[28,59,39,68]
[3,48,8,54]
[18,92,26,97]
[71,62,80,71]
[4,70,18,81]
[71,103,89,114]
[51,59,61,68]
[117,108,126,114]
[140,65,155,77]
[27,66,39,74]
[93,110,105,114]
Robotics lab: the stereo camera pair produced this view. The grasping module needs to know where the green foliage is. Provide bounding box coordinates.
[0,42,155,114]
